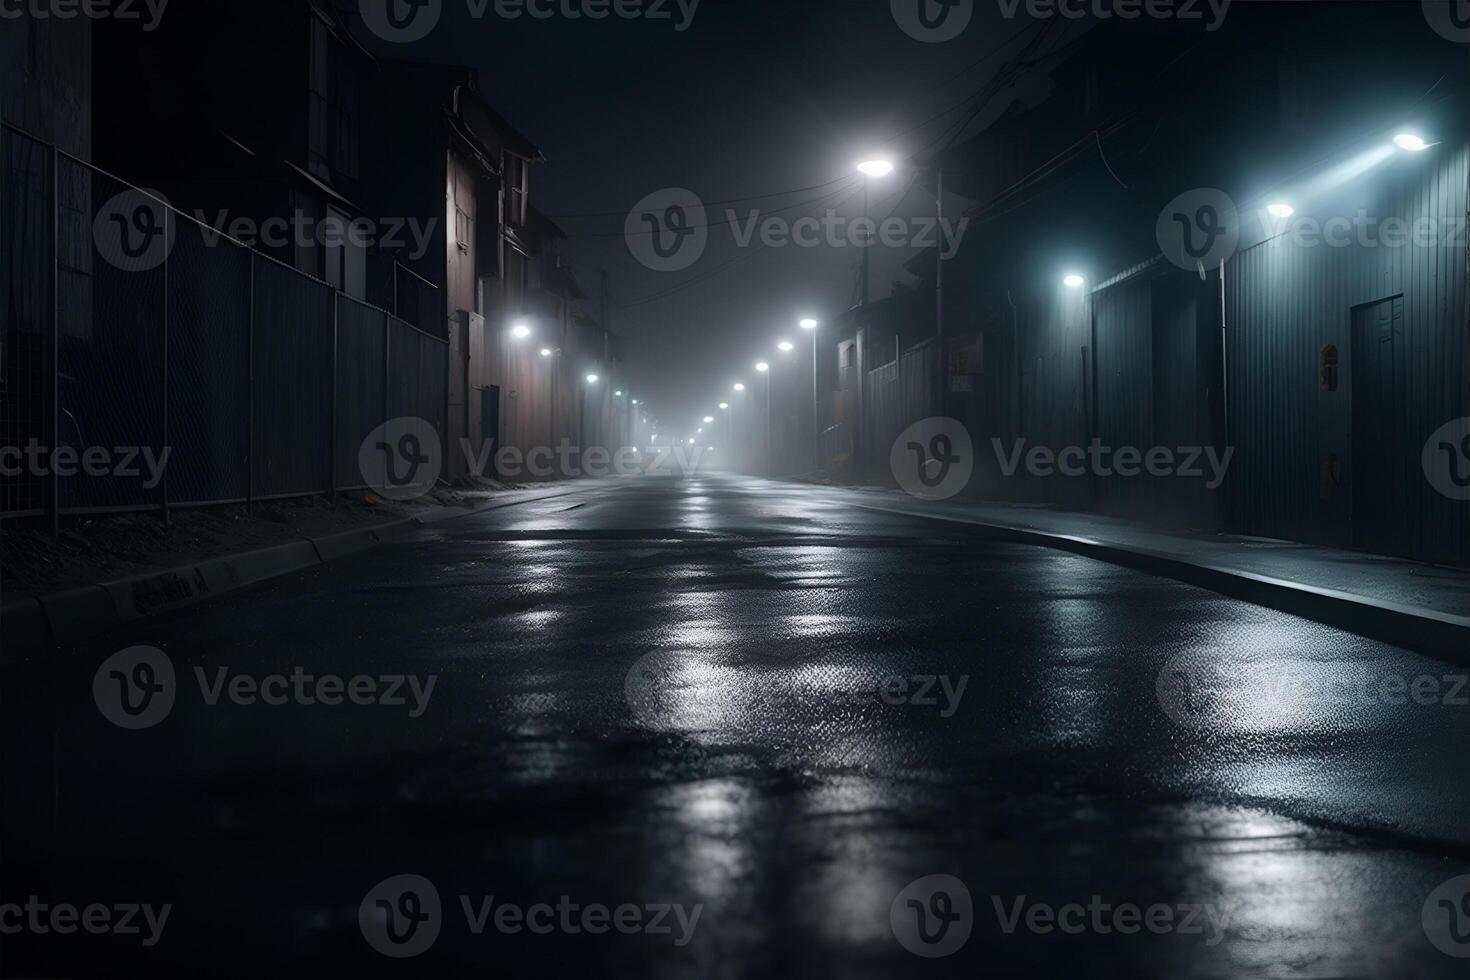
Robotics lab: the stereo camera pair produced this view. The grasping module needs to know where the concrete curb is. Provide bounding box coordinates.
[1,483,593,660]
[850,501,1470,664]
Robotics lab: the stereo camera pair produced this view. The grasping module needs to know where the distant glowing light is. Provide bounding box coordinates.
[586,373,599,384]
[1266,202,1295,219]
[856,159,894,178]
[614,390,623,397]
[703,416,714,423]
[1394,133,1429,152]
[688,438,695,444]
[719,402,729,409]
[1063,274,1084,288]
[511,323,531,339]
[777,340,794,352]
[799,318,817,330]
[540,347,552,357]
[755,362,769,372]
[733,383,745,392]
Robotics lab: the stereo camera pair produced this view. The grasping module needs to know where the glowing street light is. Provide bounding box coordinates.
[799,318,817,330]
[777,340,794,352]
[719,402,729,410]
[1266,202,1295,219]
[855,163,893,305]
[697,427,703,434]
[733,383,745,392]
[614,390,623,397]
[1063,274,1085,288]
[1394,133,1429,152]
[511,323,531,339]
[755,362,769,373]
[688,438,695,445]
[540,347,552,357]
[632,399,639,405]
[703,416,714,423]
[586,373,599,384]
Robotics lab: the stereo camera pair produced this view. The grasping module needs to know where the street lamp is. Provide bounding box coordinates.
[719,402,729,410]
[579,373,599,459]
[511,323,531,339]
[1063,273,1085,288]
[800,317,818,450]
[855,160,893,305]
[1394,133,1430,152]
[733,383,745,391]
[704,416,714,423]
[777,340,794,352]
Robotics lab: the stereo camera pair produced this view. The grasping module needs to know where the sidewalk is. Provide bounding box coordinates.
[840,487,1470,663]
[0,481,601,659]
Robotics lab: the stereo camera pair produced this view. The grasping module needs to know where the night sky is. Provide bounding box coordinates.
[388,0,1046,431]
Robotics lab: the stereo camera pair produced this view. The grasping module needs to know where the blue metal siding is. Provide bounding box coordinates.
[1226,140,1469,567]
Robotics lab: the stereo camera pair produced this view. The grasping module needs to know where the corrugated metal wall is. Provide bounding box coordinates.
[1225,140,1469,567]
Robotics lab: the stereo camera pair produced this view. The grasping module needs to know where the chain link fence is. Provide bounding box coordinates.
[1,122,447,523]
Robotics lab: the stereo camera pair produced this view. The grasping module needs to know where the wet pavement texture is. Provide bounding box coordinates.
[4,473,1468,977]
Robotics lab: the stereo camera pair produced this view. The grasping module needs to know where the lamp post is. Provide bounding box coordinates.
[580,373,598,468]
[755,361,770,472]
[732,382,745,471]
[799,318,818,460]
[855,159,894,307]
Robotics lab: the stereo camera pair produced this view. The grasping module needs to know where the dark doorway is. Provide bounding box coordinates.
[1350,295,1407,556]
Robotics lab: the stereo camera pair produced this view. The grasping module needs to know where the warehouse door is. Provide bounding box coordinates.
[1350,295,1407,556]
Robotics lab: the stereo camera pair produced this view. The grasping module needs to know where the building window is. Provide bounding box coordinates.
[505,154,525,227]
[308,17,360,182]
[456,206,472,254]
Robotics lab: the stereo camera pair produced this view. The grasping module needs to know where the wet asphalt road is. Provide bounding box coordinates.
[3,472,1469,977]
